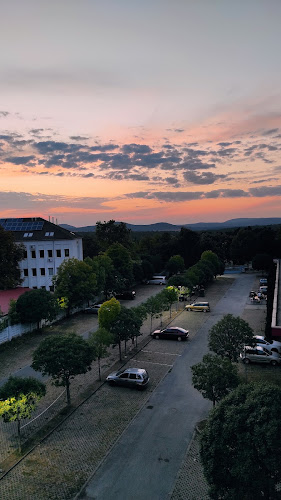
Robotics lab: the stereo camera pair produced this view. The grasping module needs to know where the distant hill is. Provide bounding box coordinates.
[60,218,281,233]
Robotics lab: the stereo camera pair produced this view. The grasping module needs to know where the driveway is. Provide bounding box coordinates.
[79,273,257,500]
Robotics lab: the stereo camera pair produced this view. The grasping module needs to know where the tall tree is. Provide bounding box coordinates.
[106,243,134,291]
[191,353,240,406]
[32,333,94,405]
[16,289,59,329]
[0,227,25,290]
[88,327,114,381]
[0,376,46,452]
[209,314,254,362]
[201,383,281,499]
[53,258,97,313]
[98,297,121,330]
[110,306,143,360]
[95,220,132,251]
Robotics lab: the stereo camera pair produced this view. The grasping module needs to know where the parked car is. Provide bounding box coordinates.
[106,367,149,390]
[259,286,268,295]
[260,278,268,285]
[84,304,102,314]
[114,290,136,300]
[146,278,166,285]
[185,301,210,312]
[240,346,281,366]
[151,326,189,341]
[254,335,281,354]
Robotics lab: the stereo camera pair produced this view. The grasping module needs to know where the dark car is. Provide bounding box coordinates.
[151,326,189,341]
[106,367,149,390]
[114,290,136,300]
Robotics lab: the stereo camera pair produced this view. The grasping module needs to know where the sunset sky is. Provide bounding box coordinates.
[1,0,281,227]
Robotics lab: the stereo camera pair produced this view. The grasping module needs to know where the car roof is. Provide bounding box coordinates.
[168,327,187,332]
[124,367,147,374]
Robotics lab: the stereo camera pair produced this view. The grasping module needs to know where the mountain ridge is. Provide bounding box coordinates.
[60,217,281,232]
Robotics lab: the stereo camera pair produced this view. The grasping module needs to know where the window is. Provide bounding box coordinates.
[40,250,44,258]
[33,286,38,289]
[48,250,53,258]
[48,268,54,276]
[32,268,37,276]
[129,373,137,380]
[45,232,54,236]
[40,268,46,276]
[31,250,36,258]
[49,285,54,292]
[23,232,33,237]
[41,286,46,290]
[119,373,129,379]
[23,250,27,259]
[64,249,70,257]
[56,249,61,257]
[24,269,28,276]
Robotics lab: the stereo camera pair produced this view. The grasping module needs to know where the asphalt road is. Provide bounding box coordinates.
[81,273,256,500]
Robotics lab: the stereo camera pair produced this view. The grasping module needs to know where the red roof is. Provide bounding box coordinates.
[0,288,32,315]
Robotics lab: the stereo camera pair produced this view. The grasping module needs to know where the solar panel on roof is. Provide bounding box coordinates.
[0,221,44,231]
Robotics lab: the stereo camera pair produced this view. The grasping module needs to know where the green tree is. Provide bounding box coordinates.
[95,220,132,251]
[191,354,240,407]
[110,306,143,360]
[252,253,273,273]
[88,327,114,381]
[106,242,134,291]
[144,294,164,332]
[8,299,20,325]
[32,333,94,405]
[16,289,59,330]
[201,250,224,277]
[166,255,185,275]
[53,258,97,313]
[200,383,281,499]
[209,314,254,362]
[0,376,46,452]
[98,297,121,331]
[0,226,25,290]
[161,286,179,318]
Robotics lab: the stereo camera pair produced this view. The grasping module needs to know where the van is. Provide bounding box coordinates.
[152,275,167,281]
[146,278,166,285]
[185,301,210,312]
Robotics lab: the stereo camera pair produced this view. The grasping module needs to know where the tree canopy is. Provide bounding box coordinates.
[16,289,59,328]
[53,257,97,311]
[0,227,25,290]
[0,376,46,452]
[200,383,281,499]
[88,327,114,381]
[32,333,94,405]
[191,353,240,406]
[208,314,254,362]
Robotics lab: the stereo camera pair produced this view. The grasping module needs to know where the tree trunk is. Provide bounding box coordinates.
[118,340,122,362]
[17,418,22,453]
[66,379,71,405]
[98,358,101,381]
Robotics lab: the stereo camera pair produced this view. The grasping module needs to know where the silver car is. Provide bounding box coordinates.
[240,346,281,366]
[106,367,150,390]
[254,335,281,354]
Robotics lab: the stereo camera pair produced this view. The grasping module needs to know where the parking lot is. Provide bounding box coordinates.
[0,274,267,500]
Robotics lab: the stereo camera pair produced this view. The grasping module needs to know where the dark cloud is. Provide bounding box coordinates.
[249,185,281,197]
[0,111,9,117]
[90,144,118,152]
[122,143,152,154]
[181,159,216,171]
[183,171,227,185]
[69,135,90,141]
[216,147,237,157]
[204,189,248,198]
[217,142,232,147]
[262,128,279,136]
[165,176,180,185]
[4,155,35,165]
[127,173,150,181]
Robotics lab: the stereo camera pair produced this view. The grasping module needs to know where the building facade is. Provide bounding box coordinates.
[0,217,83,291]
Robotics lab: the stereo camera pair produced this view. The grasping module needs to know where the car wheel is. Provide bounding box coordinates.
[203,309,207,313]
[155,335,160,340]
[271,360,277,366]
[187,308,191,311]
[108,380,115,386]
[243,358,250,364]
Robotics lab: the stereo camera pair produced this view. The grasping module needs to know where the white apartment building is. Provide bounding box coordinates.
[0,217,83,291]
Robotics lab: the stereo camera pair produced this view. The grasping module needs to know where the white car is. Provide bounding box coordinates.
[254,335,281,354]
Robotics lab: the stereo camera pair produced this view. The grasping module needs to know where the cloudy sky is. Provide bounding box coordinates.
[1,0,281,226]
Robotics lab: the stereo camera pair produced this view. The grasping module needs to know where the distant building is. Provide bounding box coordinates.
[0,217,83,291]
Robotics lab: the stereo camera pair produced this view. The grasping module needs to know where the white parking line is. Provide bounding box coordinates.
[142,350,181,356]
[134,359,173,367]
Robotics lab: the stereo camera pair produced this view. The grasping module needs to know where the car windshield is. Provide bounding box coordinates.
[115,369,126,376]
